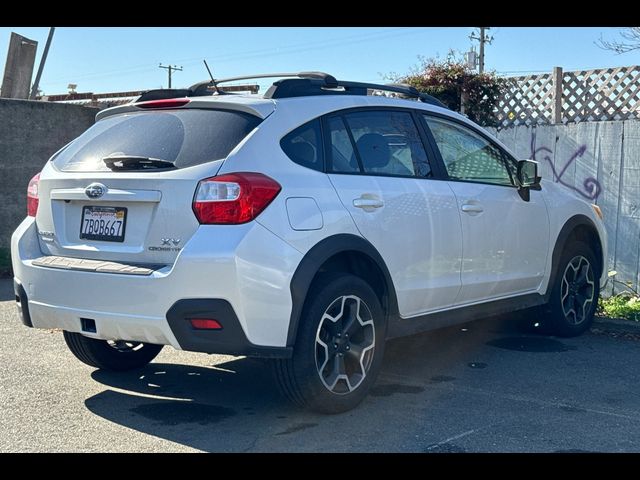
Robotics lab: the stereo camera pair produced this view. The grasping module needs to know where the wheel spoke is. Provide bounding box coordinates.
[341,312,358,337]
[324,354,347,391]
[575,264,589,286]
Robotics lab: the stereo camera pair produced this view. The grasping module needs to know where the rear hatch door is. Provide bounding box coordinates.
[36,106,264,265]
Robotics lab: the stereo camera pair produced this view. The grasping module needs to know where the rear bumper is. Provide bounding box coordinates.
[11,216,302,356]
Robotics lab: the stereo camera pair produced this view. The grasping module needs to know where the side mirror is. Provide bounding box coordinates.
[517,159,541,188]
[516,160,541,202]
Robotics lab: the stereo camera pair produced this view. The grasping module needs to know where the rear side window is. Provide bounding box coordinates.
[53,109,262,172]
[280,119,324,172]
[330,110,432,178]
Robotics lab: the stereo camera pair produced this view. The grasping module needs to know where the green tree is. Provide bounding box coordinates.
[395,54,506,127]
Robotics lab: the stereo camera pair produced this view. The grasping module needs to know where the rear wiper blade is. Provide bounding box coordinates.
[103,155,176,171]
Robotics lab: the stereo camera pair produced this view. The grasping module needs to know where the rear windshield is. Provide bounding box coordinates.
[52,109,262,172]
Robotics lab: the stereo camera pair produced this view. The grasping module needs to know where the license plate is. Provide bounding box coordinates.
[80,206,127,242]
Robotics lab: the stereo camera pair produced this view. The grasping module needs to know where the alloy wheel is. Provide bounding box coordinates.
[560,255,595,325]
[315,295,376,395]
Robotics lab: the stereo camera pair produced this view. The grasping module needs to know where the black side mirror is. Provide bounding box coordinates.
[516,160,541,202]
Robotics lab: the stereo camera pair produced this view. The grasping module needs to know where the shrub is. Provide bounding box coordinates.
[394,53,506,127]
[599,295,640,322]
[598,271,640,321]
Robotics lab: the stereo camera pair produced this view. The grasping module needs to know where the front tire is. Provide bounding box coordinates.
[546,241,600,337]
[63,331,163,371]
[273,273,387,414]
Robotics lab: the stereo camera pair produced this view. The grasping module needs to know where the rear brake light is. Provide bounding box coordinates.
[27,172,40,217]
[135,98,190,109]
[193,172,281,225]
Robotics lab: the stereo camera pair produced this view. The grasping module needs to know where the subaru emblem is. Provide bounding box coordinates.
[85,183,107,199]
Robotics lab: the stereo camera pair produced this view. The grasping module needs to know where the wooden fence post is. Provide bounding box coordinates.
[552,66,563,124]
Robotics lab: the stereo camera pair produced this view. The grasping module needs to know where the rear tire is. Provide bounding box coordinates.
[272,273,387,414]
[63,331,163,371]
[545,241,600,337]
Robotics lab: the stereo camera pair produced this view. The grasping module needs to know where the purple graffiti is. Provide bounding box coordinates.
[530,132,602,201]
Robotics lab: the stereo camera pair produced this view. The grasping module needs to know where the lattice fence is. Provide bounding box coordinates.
[496,66,640,128]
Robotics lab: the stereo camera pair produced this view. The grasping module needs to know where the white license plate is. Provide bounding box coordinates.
[80,206,127,242]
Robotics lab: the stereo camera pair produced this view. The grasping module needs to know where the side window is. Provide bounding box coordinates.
[280,119,324,172]
[326,116,359,173]
[424,115,515,186]
[343,111,432,177]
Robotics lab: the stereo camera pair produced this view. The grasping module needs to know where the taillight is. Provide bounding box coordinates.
[27,172,40,217]
[193,172,281,225]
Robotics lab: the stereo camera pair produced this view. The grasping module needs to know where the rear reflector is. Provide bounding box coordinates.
[189,318,223,330]
[136,98,190,109]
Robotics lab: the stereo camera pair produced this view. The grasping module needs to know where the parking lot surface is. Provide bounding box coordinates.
[0,279,638,452]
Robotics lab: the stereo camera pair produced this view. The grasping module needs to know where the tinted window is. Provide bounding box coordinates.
[326,116,359,173]
[343,111,432,178]
[280,119,323,171]
[424,116,515,186]
[53,110,261,172]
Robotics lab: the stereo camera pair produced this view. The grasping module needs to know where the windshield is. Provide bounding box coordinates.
[52,109,262,172]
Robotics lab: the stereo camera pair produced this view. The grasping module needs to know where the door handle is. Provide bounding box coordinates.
[461,203,484,214]
[353,197,384,210]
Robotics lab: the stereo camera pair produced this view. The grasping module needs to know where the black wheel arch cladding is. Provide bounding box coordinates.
[286,234,398,346]
[548,214,604,295]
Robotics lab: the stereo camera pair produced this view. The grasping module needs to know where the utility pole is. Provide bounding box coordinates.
[469,27,493,74]
[30,27,55,99]
[158,63,182,89]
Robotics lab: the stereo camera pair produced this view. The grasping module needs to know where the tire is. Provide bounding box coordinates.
[63,331,163,371]
[272,273,387,414]
[545,241,600,337]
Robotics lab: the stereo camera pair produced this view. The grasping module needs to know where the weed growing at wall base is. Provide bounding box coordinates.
[599,295,640,322]
[598,271,640,322]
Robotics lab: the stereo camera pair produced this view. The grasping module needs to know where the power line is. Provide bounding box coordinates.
[43,27,437,87]
[45,28,417,84]
[158,63,182,88]
[170,27,430,66]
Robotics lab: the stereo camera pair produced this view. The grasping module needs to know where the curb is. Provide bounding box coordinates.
[592,316,640,335]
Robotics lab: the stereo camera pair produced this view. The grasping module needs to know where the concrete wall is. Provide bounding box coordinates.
[0,99,97,260]
[486,120,640,293]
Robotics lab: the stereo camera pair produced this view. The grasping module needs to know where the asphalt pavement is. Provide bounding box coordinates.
[0,278,638,452]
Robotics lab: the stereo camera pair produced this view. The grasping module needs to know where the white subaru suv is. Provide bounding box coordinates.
[12,72,607,413]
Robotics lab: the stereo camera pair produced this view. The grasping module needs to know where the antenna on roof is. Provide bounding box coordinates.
[203,59,221,94]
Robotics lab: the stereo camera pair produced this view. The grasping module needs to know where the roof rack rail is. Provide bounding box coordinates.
[135,71,447,109]
[263,76,447,108]
[137,72,338,103]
